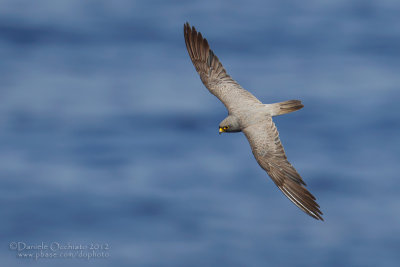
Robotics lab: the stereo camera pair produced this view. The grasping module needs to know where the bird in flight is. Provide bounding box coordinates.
[184,22,323,220]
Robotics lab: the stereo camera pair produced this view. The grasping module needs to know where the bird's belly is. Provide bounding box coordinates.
[236,110,269,129]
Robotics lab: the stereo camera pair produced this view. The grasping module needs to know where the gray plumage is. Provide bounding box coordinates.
[184,22,323,221]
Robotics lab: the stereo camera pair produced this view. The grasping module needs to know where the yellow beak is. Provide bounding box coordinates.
[219,127,225,134]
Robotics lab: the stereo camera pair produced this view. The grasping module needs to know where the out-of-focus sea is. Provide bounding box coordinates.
[1,1,399,266]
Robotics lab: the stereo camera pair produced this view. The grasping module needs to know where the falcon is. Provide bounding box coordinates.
[184,22,323,220]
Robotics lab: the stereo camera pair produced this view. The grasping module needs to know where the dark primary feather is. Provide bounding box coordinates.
[184,22,261,113]
[243,118,324,221]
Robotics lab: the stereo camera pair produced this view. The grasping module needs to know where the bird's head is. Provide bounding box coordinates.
[219,115,241,134]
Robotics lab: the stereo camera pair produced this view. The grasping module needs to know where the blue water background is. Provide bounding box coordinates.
[1,0,400,266]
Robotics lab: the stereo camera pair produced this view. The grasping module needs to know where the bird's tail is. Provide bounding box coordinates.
[267,100,304,116]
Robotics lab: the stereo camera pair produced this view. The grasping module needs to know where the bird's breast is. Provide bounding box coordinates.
[236,109,270,129]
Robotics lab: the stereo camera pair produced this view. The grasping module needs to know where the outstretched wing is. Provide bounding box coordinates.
[184,22,261,113]
[243,117,324,220]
